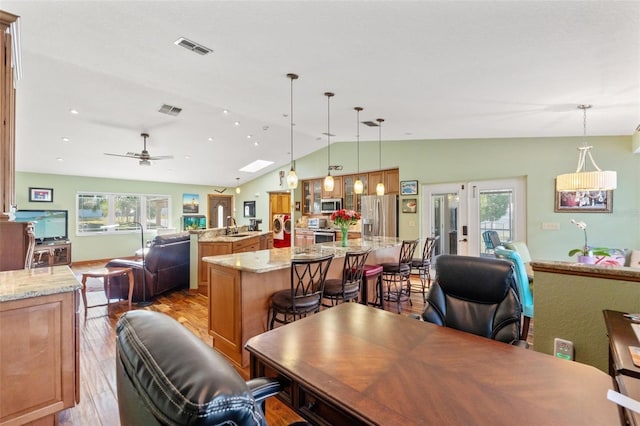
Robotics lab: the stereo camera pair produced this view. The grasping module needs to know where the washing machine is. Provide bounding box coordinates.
[282,215,292,247]
[273,214,291,248]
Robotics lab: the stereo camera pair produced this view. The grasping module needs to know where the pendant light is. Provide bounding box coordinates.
[376,118,385,196]
[323,92,335,192]
[353,107,364,194]
[235,177,241,194]
[286,73,299,189]
[555,105,617,192]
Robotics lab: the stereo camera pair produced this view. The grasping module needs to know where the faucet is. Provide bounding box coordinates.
[226,216,238,235]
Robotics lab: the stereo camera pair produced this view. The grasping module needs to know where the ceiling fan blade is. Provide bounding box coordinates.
[147,155,174,160]
[104,153,138,158]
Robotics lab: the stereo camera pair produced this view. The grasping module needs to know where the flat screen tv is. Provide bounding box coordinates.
[14,209,69,243]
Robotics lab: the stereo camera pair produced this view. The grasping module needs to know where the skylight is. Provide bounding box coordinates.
[239,160,274,173]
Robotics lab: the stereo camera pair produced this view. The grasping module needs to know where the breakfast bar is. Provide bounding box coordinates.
[203,237,402,374]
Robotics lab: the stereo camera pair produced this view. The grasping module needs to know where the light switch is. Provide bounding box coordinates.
[542,222,560,230]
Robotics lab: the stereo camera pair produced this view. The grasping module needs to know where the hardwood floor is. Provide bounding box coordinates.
[60,262,532,425]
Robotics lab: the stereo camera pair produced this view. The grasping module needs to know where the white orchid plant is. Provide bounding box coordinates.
[568,219,610,257]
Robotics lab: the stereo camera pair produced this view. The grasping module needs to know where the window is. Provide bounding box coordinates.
[77,192,171,235]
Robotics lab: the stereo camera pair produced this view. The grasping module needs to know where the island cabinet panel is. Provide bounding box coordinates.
[0,290,78,426]
[232,237,260,253]
[198,242,232,291]
[208,264,243,367]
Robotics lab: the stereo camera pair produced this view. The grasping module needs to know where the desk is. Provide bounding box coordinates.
[81,267,134,310]
[247,303,618,425]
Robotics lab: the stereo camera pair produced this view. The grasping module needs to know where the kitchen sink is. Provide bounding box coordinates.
[226,233,249,238]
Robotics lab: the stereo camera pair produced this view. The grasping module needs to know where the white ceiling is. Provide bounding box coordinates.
[5,0,640,187]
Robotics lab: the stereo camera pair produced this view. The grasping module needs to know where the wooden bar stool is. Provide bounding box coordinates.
[81,267,134,310]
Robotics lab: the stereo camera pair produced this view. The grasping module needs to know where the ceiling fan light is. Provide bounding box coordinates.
[324,175,334,192]
[354,179,364,194]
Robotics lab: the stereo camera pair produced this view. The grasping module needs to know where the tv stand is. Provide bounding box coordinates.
[33,241,72,268]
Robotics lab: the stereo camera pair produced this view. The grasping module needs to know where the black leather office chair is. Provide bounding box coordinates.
[322,249,371,307]
[269,254,334,329]
[416,255,523,344]
[116,310,298,426]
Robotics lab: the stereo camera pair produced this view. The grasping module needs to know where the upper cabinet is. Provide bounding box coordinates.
[301,168,398,215]
[0,11,18,218]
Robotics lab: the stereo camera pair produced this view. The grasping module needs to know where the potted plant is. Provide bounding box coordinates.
[568,219,609,264]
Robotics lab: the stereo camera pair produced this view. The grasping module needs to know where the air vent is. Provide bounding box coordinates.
[158,104,182,116]
[174,37,213,56]
[362,121,379,127]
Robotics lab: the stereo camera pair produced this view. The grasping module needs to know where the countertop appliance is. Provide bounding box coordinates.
[361,195,398,238]
[307,218,327,229]
[313,230,336,244]
[320,198,342,214]
[248,219,262,231]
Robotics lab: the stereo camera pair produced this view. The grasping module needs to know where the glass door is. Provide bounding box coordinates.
[423,183,467,256]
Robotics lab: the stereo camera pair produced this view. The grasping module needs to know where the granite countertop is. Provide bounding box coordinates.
[195,230,272,243]
[0,265,82,302]
[531,260,640,282]
[203,237,402,273]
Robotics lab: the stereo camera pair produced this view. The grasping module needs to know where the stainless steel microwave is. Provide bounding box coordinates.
[320,198,342,213]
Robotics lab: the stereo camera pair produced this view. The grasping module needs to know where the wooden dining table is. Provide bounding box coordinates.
[246,303,620,425]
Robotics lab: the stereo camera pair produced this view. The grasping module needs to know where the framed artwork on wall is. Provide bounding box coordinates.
[244,201,256,218]
[400,180,418,195]
[554,189,613,213]
[402,198,417,213]
[183,193,199,213]
[29,187,53,202]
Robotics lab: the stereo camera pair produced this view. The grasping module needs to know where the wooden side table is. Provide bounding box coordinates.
[81,267,134,310]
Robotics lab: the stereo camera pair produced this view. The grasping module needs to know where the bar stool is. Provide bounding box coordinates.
[409,236,439,303]
[322,249,370,307]
[362,264,383,307]
[381,239,418,313]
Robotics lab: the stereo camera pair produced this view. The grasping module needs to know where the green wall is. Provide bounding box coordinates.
[16,134,639,263]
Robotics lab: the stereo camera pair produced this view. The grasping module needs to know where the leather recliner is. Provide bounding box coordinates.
[418,254,523,344]
[115,310,284,425]
[106,232,190,301]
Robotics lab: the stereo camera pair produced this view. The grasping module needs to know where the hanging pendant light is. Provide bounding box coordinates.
[555,105,617,192]
[354,107,364,195]
[286,73,299,189]
[323,92,335,192]
[376,118,385,196]
[235,177,241,194]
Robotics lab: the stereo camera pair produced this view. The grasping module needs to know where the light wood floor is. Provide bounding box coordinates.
[59,262,532,425]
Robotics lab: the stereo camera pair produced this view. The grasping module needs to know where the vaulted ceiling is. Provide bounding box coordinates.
[5,1,639,186]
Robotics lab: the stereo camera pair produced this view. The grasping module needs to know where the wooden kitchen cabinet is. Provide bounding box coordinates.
[368,169,399,195]
[32,242,72,268]
[198,235,263,293]
[259,233,273,249]
[295,229,315,247]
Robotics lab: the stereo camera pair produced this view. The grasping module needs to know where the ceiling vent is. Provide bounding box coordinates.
[158,104,182,116]
[174,37,213,56]
[362,121,379,127]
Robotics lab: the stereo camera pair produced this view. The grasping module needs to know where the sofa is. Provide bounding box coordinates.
[106,231,190,302]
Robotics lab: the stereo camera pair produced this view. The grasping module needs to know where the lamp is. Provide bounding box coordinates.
[555,104,617,192]
[354,107,364,194]
[286,73,299,189]
[131,221,152,307]
[376,118,385,196]
[235,177,240,194]
[323,92,335,192]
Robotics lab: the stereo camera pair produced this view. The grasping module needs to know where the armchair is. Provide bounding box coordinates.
[495,247,534,340]
[416,255,524,345]
[106,232,190,301]
[116,310,299,425]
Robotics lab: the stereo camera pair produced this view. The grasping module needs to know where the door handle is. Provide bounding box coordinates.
[458,238,468,242]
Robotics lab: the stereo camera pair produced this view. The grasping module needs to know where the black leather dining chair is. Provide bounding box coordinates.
[322,249,371,307]
[416,254,524,345]
[268,254,334,329]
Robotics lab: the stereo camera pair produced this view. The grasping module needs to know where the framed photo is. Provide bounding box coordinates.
[400,180,418,195]
[554,190,613,213]
[29,187,53,202]
[244,201,256,218]
[402,198,417,213]
[182,193,199,213]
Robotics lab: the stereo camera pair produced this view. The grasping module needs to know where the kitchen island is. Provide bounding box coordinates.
[0,266,81,425]
[203,237,402,375]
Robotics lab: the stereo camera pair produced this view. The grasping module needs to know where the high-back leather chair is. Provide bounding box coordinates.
[115,310,284,425]
[419,255,522,344]
[268,254,334,329]
[495,247,534,340]
[322,249,371,307]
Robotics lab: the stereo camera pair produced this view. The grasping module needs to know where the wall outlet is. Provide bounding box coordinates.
[554,338,574,360]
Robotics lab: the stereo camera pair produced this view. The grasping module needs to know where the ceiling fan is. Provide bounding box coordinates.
[104,132,173,166]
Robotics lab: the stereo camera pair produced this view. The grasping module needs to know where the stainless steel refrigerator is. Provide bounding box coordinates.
[361,195,398,238]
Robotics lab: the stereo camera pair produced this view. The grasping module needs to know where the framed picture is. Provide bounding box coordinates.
[244,201,256,218]
[29,187,53,202]
[182,193,199,213]
[402,198,417,213]
[554,190,613,213]
[400,180,418,195]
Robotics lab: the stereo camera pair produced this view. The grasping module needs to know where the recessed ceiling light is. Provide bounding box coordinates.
[185,155,191,160]
[234,121,240,126]
[56,157,63,162]
[253,141,259,147]
[69,109,79,115]
[207,137,214,142]
[61,137,70,142]
[239,159,274,173]
[223,109,229,115]
[247,134,252,139]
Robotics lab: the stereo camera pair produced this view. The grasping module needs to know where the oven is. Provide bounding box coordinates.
[314,231,336,244]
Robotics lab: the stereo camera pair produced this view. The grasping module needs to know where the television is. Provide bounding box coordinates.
[14,210,69,243]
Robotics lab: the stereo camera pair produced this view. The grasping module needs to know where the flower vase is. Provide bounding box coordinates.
[340,228,348,247]
[578,255,595,264]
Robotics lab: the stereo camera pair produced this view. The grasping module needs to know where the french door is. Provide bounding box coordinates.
[422,178,526,257]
